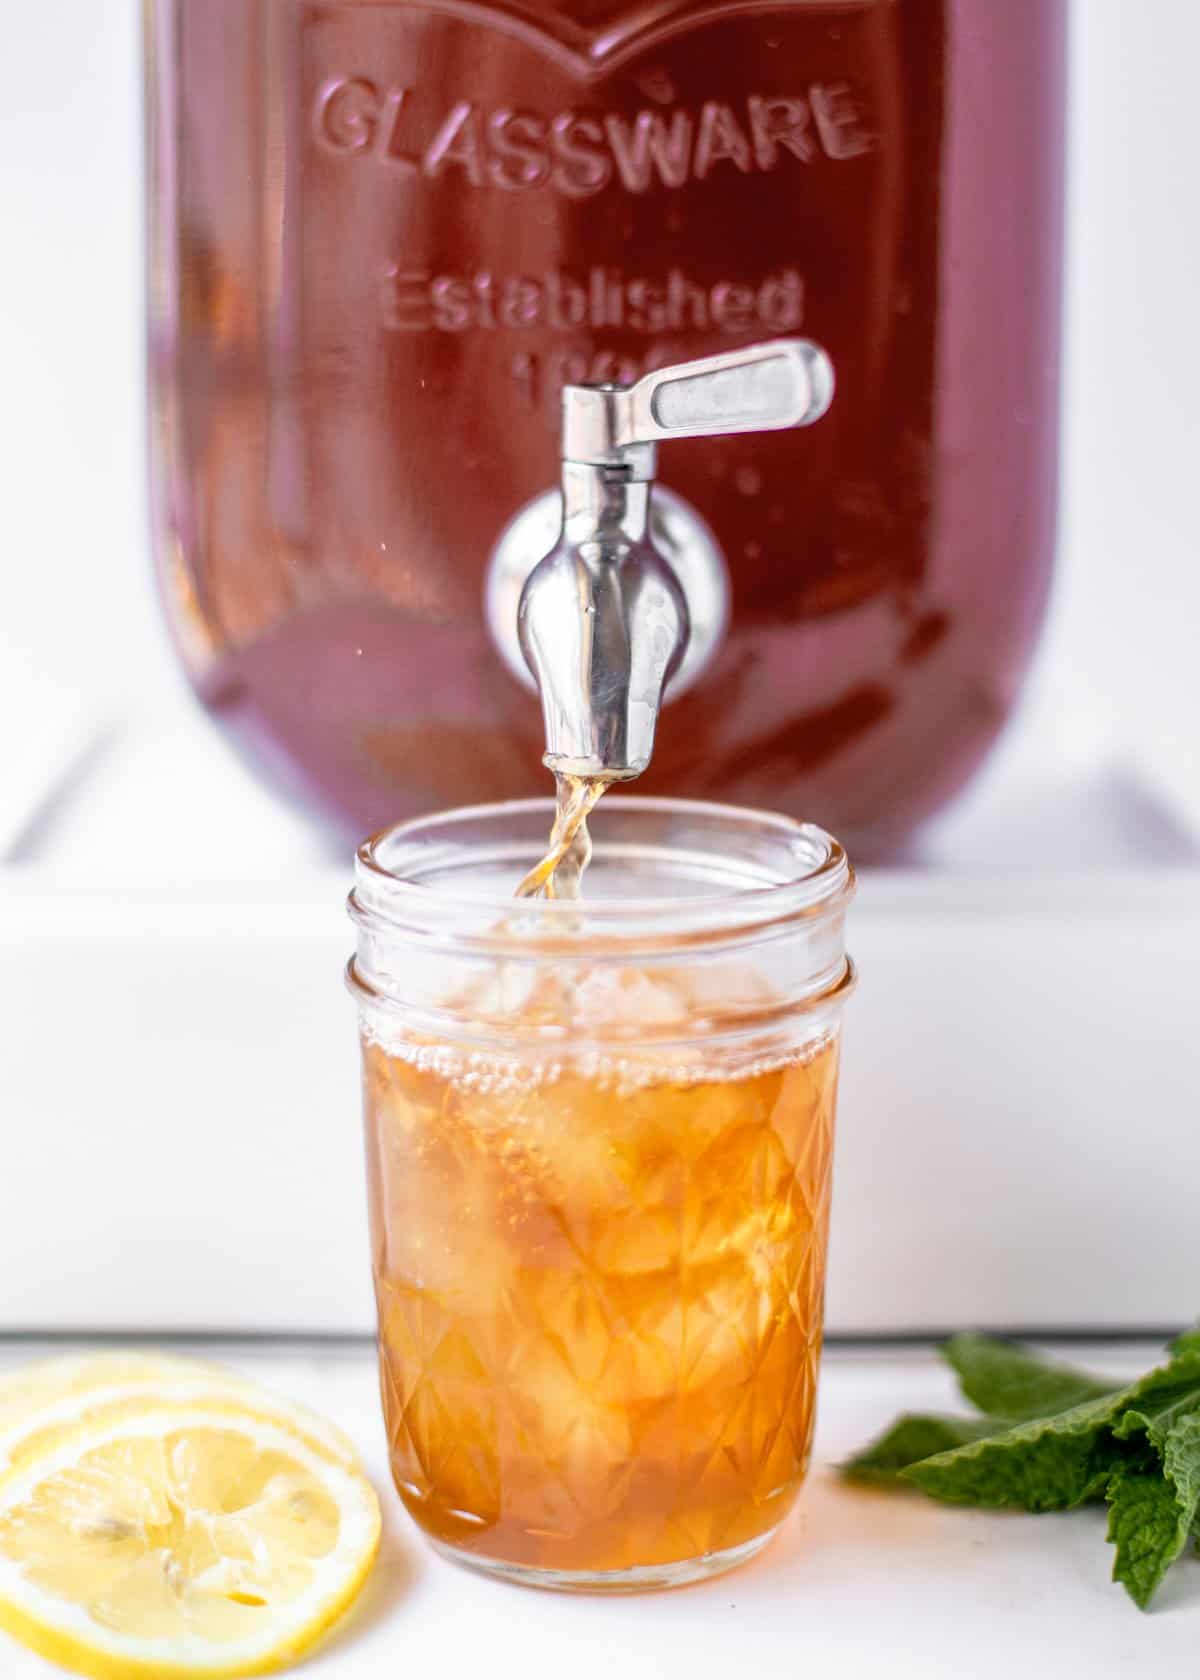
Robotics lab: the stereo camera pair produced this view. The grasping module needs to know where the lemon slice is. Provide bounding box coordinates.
[0,1404,381,1679]
[0,1356,359,1476]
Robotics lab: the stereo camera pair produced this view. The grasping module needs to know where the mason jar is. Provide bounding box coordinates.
[347,797,854,1589]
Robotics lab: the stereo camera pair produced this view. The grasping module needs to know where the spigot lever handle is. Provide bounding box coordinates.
[562,340,834,467]
[632,339,834,441]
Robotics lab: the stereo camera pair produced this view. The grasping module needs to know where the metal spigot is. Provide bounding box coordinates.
[517,339,835,782]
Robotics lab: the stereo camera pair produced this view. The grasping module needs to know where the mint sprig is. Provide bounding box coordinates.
[841,1329,1200,1610]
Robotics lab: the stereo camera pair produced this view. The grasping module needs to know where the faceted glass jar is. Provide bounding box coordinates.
[146,0,1065,858]
[347,798,854,1588]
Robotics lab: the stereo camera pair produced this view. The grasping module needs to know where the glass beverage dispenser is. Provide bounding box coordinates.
[145,0,1066,856]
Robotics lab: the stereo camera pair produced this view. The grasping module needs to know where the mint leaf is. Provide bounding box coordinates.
[1106,1459,1187,1610]
[943,1333,1117,1422]
[841,1414,1002,1486]
[1105,1412,1200,1610]
[1106,1406,1200,1608]
[904,1354,1200,1513]
[903,1392,1120,1510]
[1169,1327,1200,1360]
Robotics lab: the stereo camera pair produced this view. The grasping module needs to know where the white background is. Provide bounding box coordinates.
[0,0,1198,871]
[1,6,1199,1337]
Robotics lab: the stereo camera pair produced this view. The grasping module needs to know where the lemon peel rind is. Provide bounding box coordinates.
[1,1376,361,1479]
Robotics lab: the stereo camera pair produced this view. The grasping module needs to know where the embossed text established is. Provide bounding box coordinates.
[314,81,872,195]
[381,266,804,335]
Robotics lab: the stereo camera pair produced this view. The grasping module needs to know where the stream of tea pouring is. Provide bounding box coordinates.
[516,773,607,901]
[514,340,835,899]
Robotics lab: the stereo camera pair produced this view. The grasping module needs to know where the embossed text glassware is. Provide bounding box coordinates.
[146,0,1065,857]
[347,798,855,1589]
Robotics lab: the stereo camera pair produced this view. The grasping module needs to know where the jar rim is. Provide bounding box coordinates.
[351,796,853,948]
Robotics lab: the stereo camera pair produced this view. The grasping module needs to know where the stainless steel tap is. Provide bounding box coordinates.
[516,339,835,782]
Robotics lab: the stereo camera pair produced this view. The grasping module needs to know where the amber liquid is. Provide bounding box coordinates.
[364,749,838,1574]
[364,1011,839,1574]
[516,774,606,901]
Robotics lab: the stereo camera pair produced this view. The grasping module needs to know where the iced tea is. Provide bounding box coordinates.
[350,797,854,1586]
[363,979,839,1580]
